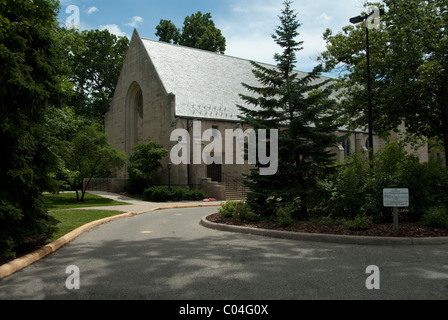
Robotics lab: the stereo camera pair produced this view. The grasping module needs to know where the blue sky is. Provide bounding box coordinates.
[58,0,369,77]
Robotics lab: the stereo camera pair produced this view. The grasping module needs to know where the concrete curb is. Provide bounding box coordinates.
[200,216,448,246]
[0,203,221,280]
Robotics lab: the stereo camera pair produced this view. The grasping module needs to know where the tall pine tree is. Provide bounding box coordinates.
[238,1,341,219]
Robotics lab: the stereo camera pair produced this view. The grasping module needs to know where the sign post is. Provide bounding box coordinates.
[383,188,409,234]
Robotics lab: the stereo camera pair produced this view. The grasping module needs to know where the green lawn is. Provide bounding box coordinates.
[44,192,129,241]
[49,209,126,241]
[0,194,129,265]
[44,192,130,210]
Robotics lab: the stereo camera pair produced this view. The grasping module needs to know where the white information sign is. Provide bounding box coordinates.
[383,188,409,208]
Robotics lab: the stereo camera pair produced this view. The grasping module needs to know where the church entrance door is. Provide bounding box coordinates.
[207,163,222,182]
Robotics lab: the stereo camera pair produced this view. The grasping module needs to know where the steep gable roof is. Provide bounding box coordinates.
[138,31,333,122]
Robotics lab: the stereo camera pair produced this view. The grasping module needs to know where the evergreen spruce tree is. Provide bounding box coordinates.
[238,1,341,219]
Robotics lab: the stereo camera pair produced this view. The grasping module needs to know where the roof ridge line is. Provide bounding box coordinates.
[139,36,318,77]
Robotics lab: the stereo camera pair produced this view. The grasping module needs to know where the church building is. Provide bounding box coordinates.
[101,29,429,199]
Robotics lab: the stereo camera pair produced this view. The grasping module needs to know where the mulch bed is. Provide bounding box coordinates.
[206,213,448,238]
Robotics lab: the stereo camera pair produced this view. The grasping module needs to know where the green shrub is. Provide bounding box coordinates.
[124,178,147,195]
[219,200,258,222]
[218,201,238,218]
[269,196,300,226]
[276,205,294,227]
[127,142,168,189]
[319,152,370,219]
[237,204,258,222]
[421,206,448,229]
[184,189,208,201]
[403,160,448,220]
[346,213,372,231]
[143,186,206,202]
[318,141,448,222]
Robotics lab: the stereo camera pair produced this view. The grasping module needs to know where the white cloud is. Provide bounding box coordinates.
[225,34,278,66]
[219,0,292,66]
[219,0,365,74]
[126,16,144,28]
[87,7,98,15]
[316,13,332,24]
[100,24,127,38]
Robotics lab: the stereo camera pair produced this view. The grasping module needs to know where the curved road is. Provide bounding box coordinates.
[1,206,447,300]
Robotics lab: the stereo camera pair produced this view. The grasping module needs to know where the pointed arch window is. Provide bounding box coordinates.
[342,138,351,157]
[136,90,143,119]
[125,82,144,155]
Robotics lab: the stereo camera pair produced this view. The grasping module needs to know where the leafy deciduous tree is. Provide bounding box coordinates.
[127,142,169,189]
[155,19,180,44]
[64,28,129,122]
[60,125,127,202]
[319,0,448,165]
[155,11,226,54]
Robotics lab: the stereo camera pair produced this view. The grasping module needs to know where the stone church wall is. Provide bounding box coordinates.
[106,31,175,184]
[104,31,434,195]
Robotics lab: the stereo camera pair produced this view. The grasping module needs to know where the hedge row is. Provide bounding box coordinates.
[143,186,206,202]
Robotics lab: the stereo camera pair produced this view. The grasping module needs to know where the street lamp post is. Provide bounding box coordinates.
[167,163,172,190]
[350,8,384,160]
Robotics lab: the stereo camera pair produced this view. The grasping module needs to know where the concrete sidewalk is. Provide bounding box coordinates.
[81,191,222,214]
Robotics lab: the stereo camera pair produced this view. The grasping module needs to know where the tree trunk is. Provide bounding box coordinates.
[300,201,309,221]
[298,176,309,221]
[80,190,86,202]
[442,89,448,167]
[80,177,93,202]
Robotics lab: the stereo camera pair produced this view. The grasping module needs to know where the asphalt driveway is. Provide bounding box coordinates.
[1,206,447,300]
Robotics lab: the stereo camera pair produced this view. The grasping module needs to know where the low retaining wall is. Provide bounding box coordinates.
[84,178,129,194]
[201,178,225,200]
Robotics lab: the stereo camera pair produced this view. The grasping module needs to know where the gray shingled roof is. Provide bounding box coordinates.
[141,37,332,122]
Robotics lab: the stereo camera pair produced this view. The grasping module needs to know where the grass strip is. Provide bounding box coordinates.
[44,192,130,210]
[49,210,126,241]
